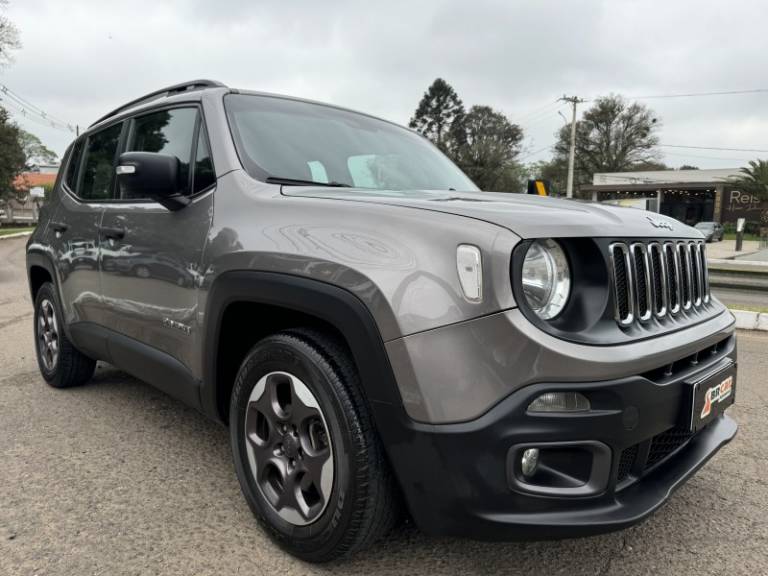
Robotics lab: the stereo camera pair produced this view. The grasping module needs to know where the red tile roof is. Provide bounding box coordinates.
[13,172,57,190]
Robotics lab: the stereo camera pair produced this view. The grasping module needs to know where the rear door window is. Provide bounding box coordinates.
[80,123,123,201]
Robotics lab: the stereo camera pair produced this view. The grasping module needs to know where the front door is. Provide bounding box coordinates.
[98,106,215,380]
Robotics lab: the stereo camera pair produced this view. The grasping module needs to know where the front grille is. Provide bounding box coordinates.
[617,444,638,482]
[646,427,694,469]
[609,240,710,327]
[615,426,695,487]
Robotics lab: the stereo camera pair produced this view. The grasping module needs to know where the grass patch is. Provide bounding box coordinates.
[0,226,35,237]
[727,304,768,314]
[723,232,762,242]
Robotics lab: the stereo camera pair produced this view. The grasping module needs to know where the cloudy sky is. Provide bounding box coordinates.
[2,0,767,170]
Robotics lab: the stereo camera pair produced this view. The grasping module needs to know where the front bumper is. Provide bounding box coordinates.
[380,328,738,540]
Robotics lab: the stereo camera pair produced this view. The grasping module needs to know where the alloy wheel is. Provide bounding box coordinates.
[37,299,59,372]
[244,371,334,526]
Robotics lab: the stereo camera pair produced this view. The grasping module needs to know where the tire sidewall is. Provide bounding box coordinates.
[230,336,359,554]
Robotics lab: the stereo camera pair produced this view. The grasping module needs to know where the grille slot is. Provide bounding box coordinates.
[630,243,652,322]
[610,239,708,328]
[648,242,668,317]
[691,242,703,306]
[646,427,694,469]
[679,243,693,310]
[617,444,638,482]
[665,242,681,314]
[610,243,634,325]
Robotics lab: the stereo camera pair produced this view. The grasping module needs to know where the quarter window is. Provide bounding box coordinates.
[80,123,123,201]
[64,138,84,192]
[125,108,197,199]
[193,123,216,194]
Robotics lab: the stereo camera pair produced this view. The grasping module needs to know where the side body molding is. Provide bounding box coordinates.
[200,271,407,423]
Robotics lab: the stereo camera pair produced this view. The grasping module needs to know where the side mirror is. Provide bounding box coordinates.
[116,152,190,211]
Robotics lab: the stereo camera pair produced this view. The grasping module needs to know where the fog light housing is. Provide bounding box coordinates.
[520,448,539,477]
[528,392,590,413]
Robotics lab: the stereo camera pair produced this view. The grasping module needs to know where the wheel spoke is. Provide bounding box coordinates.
[245,403,277,451]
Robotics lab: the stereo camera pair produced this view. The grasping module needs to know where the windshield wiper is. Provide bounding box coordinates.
[266,176,352,188]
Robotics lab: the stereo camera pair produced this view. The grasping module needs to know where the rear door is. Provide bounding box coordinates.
[48,122,125,330]
[98,105,215,383]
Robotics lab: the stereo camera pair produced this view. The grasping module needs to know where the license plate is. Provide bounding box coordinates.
[685,361,736,432]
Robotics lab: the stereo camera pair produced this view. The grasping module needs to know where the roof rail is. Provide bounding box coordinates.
[89,79,227,128]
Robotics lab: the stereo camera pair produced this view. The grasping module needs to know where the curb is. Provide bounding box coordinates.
[0,231,33,240]
[732,310,768,331]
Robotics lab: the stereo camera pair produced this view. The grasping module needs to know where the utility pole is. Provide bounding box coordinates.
[559,95,585,199]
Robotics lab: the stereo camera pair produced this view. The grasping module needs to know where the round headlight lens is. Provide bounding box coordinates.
[521,239,571,320]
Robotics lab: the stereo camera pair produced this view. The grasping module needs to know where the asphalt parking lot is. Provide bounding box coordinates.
[1,235,767,576]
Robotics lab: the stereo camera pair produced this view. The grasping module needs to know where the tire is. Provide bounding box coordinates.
[33,282,96,388]
[229,329,399,562]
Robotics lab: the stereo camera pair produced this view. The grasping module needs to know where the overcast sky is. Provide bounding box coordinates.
[2,0,767,170]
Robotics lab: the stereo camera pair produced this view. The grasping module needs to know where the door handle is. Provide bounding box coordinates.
[50,220,68,233]
[98,226,126,240]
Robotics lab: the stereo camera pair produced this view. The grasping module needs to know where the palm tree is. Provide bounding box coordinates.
[729,159,768,239]
[729,159,768,201]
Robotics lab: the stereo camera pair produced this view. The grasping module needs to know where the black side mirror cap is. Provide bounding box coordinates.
[116,152,190,211]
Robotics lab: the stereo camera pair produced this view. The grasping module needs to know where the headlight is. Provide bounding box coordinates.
[521,239,571,320]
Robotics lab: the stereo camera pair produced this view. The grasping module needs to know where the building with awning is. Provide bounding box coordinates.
[580,168,766,228]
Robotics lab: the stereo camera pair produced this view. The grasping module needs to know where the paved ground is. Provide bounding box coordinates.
[706,239,761,260]
[713,286,768,310]
[736,248,768,262]
[1,236,767,576]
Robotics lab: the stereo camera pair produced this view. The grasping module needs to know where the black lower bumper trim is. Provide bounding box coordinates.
[476,414,736,540]
[378,345,738,540]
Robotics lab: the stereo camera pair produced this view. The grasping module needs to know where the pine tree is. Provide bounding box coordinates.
[408,78,465,154]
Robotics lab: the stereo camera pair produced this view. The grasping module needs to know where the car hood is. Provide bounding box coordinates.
[282,188,702,239]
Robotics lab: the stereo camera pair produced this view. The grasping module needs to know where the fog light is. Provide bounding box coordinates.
[528,392,590,413]
[521,448,540,477]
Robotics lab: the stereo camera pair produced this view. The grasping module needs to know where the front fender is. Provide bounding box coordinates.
[200,270,406,422]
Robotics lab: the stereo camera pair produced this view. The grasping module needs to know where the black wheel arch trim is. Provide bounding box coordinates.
[201,270,408,424]
[26,249,76,341]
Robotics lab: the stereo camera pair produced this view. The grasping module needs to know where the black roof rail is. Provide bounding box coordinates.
[89,79,227,128]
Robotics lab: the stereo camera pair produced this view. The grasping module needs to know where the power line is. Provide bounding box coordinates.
[630,88,768,100]
[518,144,553,161]
[0,83,78,134]
[660,143,768,153]
[510,100,561,125]
[662,150,753,163]
[517,103,568,131]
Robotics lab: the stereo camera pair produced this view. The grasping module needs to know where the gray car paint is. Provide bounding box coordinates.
[28,87,731,425]
[387,307,735,423]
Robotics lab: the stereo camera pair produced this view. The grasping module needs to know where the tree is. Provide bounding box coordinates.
[0,0,21,68]
[451,105,524,191]
[679,165,699,170]
[19,130,58,167]
[729,159,768,202]
[0,107,25,202]
[632,160,668,171]
[409,78,465,154]
[552,95,661,191]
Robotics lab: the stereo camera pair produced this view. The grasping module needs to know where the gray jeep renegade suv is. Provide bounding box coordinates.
[27,80,738,562]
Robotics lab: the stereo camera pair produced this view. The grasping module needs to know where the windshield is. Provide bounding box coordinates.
[695,222,714,230]
[225,94,478,192]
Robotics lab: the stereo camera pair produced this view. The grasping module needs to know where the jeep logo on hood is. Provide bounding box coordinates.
[646,216,674,231]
